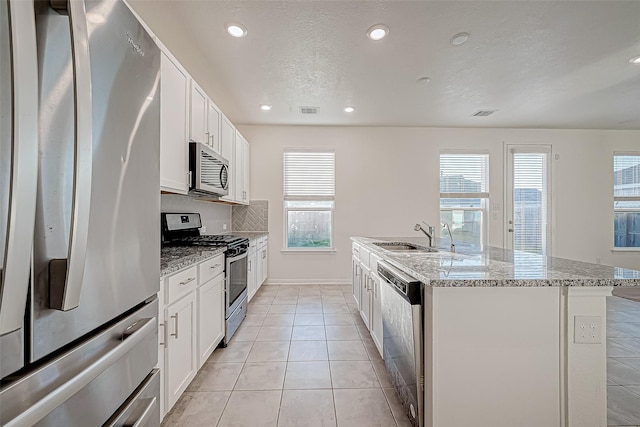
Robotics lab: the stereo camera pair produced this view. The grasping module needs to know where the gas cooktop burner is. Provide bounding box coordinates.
[166,235,247,247]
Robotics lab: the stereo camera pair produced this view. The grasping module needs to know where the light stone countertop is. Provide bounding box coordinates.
[161,246,226,278]
[353,236,640,287]
[227,231,269,241]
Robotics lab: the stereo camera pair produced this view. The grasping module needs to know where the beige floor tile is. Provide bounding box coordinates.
[617,358,640,371]
[296,303,324,313]
[327,341,369,361]
[344,294,358,304]
[294,313,325,325]
[284,361,332,389]
[323,303,350,314]
[347,303,360,314]
[251,295,275,304]
[247,341,291,362]
[262,313,295,326]
[382,388,414,427]
[233,325,260,341]
[235,362,287,390]
[325,325,361,341]
[288,340,329,361]
[333,388,397,427]
[322,295,346,304]
[210,341,253,363]
[608,358,640,385]
[277,389,337,427]
[243,313,266,326]
[363,340,383,362]
[277,288,300,296]
[321,289,344,296]
[162,391,230,426]
[298,289,322,296]
[256,325,293,341]
[273,295,299,305]
[268,304,296,314]
[186,362,243,391]
[298,296,323,304]
[330,361,381,388]
[340,286,353,294]
[607,407,634,426]
[292,325,326,340]
[248,304,270,314]
[609,340,640,358]
[217,390,282,427]
[324,314,355,326]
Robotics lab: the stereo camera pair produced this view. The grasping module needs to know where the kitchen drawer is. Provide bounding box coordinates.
[359,246,371,269]
[258,236,266,247]
[352,243,361,261]
[166,265,198,304]
[199,254,225,285]
[249,239,258,250]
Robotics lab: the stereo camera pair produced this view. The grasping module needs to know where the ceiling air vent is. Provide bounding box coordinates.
[472,110,497,117]
[300,106,319,115]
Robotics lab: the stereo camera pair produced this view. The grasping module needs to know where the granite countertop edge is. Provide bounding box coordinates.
[161,246,227,278]
[352,237,640,288]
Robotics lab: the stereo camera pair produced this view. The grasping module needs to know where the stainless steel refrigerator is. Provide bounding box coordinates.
[1,0,160,425]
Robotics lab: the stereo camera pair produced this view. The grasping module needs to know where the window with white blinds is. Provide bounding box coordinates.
[511,151,550,255]
[283,149,335,250]
[439,152,489,247]
[614,152,640,248]
[284,151,335,200]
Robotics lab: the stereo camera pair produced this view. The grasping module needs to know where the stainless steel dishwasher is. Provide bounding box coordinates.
[378,260,423,427]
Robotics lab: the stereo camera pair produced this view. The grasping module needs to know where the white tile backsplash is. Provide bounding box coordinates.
[161,194,231,235]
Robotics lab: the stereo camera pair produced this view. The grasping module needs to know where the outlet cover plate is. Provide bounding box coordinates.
[574,315,602,344]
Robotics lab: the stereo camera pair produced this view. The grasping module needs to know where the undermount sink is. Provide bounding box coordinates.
[372,241,438,252]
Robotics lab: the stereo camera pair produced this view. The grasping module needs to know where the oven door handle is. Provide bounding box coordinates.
[226,251,248,264]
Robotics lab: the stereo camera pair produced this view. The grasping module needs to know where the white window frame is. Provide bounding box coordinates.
[283,149,335,252]
[613,151,640,251]
[439,150,490,248]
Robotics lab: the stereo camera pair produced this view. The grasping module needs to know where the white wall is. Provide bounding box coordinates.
[161,194,231,235]
[238,125,640,284]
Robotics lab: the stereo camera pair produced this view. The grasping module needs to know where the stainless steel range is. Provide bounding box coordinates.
[162,213,249,345]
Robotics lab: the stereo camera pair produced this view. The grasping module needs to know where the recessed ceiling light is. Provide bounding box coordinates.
[629,56,640,64]
[259,104,272,111]
[450,32,470,46]
[366,24,389,41]
[226,24,247,38]
[344,106,355,113]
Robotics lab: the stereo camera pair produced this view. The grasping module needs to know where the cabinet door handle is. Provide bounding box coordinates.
[170,313,179,339]
[205,131,210,144]
[179,277,195,286]
[159,321,167,347]
[210,264,221,269]
[248,260,252,271]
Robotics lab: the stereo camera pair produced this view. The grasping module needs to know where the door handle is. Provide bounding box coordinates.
[4,317,155,427]
[123,397,157,427]
[0,0,39,335]
[158,322,166,347]
[48,0,93,311]
[508,229,514,232]
[170,313,179,339]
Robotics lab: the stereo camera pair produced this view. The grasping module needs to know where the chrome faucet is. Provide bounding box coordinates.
[442,223,456,253]
[414,222,435,247]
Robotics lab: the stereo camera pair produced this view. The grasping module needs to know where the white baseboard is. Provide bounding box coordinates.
[265,278,351,286]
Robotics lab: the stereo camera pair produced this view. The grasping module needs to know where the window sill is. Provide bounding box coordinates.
[281,248,336,254]
[610,248,640,253]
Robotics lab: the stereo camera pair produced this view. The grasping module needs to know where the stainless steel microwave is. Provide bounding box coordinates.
[189,142,230,197]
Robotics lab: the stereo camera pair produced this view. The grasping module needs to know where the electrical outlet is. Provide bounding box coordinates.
[574,316,601,344]
[200,225,207,234]
[223,224,227,230]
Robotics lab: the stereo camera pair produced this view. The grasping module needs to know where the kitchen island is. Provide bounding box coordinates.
[352,236,640,427]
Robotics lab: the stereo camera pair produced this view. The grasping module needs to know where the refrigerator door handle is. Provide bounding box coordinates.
[123,397,157,427]
[3,316,155,427]
[48,0,93,311]
[0,0,39,336]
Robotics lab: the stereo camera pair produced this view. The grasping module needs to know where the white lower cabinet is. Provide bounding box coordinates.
[197,273,224,368]
[165,292,197,410]
[352,242,383,358]
[159,253,226,421]
[247,241,258,301]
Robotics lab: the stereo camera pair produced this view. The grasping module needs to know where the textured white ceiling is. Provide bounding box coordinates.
[129,0,640,129]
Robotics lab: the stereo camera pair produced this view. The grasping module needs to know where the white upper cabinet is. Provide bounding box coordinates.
[159,42,189,194]
[189,80,222,155]
[189,80,207,145]
[219,116,235,203]
[235,131,250,204]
